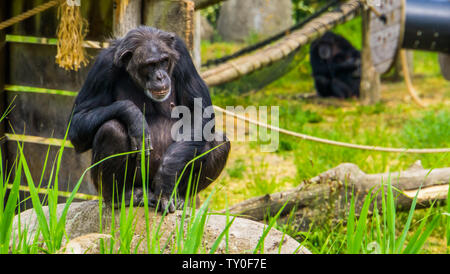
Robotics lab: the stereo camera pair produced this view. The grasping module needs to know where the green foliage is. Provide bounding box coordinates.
[227,158,246,179]
[291,0,328,23]
[402,110,450,148]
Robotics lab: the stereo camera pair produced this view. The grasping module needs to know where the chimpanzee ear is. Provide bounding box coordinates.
[114,49,133,67]
[161,32,177,49]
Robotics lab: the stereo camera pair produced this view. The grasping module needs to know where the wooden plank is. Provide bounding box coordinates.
[0,0,7,168]
[8,42,99,91]
[113,0,142,37]
[6,141,96,210]
[5,91,75,139]
[6,34,110,49]
[9,0,114,41]
[6,134,73,148]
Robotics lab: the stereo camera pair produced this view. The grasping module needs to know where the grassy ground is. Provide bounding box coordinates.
[199,18,450,253]
[1,18,449,254]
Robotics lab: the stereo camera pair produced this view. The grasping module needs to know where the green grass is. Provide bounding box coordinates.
[1,118,281,254]
[201,16,450,253]
[2,16,449,254]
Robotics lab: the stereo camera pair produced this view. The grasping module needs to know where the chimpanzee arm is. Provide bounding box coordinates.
[69,100,149,153]
[69,48,149,153]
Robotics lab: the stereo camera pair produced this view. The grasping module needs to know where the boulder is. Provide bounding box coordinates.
[12,201,311,254]
[200,15,214,41]
[217,0,293,42]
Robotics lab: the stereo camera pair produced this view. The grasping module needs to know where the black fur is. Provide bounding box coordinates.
[310,31,361,98]
[69,26,230,212]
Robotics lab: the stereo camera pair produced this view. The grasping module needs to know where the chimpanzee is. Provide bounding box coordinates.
[310,31,361,98]
[69,26,230,213]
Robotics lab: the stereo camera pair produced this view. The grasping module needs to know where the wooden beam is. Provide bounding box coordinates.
[5,134,74,148]
[113,0,142,37]
[0,0,7,166]
[360,5,380,105]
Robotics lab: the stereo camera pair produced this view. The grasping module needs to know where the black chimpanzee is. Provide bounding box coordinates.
[69,26,230,213]
[310,31,361,98]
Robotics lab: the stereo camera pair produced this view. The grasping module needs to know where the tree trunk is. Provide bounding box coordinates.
[113,0,142,37]
[222,162,450,230]
[142,0,195,51]
[360,6,380,105]
[192,11,202,69]
[0,0,7,167]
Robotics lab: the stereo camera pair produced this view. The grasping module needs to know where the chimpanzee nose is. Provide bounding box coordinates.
[156,71,164,81]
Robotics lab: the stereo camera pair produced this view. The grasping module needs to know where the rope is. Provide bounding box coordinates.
[0,0,62,31]
[400,50,426,108]
[213,106,450,154]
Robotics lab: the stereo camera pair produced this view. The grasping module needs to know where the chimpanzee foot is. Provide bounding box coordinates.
[109,187,144,209]
[147,192,185,213]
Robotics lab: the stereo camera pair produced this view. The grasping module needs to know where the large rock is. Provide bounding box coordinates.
[217,0,293,42]
[200,15,214,41]
[12,201,310,254]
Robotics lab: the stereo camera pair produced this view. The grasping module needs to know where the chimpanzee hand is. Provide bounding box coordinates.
[127,120,153,157]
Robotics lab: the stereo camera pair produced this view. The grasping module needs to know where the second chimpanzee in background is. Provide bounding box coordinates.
[310,31,361,98]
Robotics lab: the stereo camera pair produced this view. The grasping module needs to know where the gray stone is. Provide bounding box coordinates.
[217,0,293,42]
[12,201,311,254]
[200,15,214,41]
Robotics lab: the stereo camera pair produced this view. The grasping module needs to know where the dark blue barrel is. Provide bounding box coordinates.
[402,0,450,53]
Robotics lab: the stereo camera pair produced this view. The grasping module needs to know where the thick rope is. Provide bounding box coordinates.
[213,106,450,154]
[401,50,426,108]
[0,0,61,31]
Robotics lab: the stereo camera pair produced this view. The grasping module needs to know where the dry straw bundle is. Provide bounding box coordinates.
[55,0,89,71]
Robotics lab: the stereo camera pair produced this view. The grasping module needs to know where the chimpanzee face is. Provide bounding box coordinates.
[128,42,174,102]
[114,28,179,102]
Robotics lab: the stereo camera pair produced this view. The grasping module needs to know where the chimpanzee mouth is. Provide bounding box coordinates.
[145,87,171,102]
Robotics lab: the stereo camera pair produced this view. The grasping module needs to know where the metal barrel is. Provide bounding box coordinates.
[402,0,450,53]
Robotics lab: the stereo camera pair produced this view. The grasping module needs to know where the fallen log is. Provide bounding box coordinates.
[222,161,449,229]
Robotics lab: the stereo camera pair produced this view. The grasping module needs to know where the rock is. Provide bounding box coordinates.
[217,0,293,42]
[200,15,214,41]
[12,201,310,254]
[59,233,111,254]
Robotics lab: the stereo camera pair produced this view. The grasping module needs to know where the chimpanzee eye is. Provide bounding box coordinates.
[161,58,169,68]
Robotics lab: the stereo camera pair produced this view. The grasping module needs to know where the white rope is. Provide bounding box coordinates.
[213,106,450,154]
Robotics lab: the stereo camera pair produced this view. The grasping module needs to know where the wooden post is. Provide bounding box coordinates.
[360,6,380,105]
[0,0,7,164]
[142,0,196,51]
[113,0,142,37]
[192,11,202,69]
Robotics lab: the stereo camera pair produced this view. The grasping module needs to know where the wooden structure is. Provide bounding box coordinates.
[0,0,206,209]
[368,0,403,74]
[4,0,441,209]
